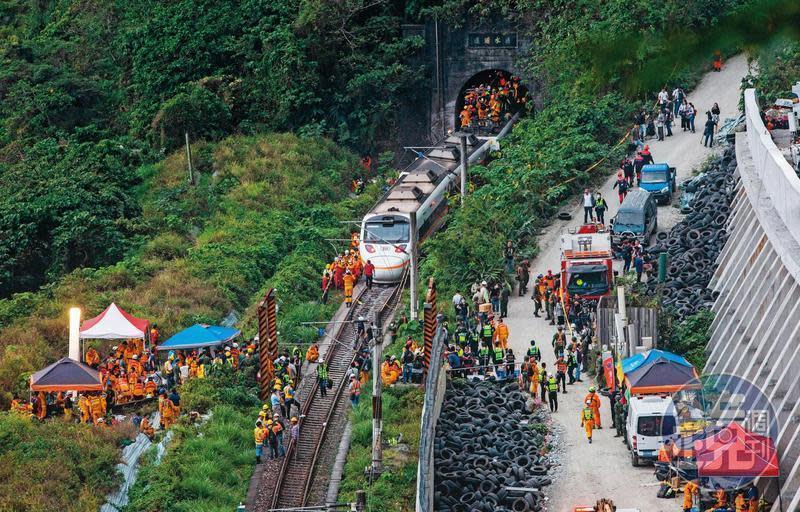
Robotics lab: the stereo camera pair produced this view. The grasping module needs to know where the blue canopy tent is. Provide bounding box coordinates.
[621,349,693,375]
[156,324,241,351]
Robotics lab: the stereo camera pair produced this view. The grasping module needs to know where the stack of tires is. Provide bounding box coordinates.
[434,379,550,512]
[645,146,738,320]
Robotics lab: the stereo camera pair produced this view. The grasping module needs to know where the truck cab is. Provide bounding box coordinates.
[560,226,613,308]
[639,163,676,204]
[626,395,679,467]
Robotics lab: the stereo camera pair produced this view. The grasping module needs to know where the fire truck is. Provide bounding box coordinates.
[560,224,614,309]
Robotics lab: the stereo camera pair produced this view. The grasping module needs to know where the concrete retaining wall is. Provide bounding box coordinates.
[706,89,800,510]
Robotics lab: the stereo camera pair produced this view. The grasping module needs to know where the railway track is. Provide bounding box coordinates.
[257,279,404,511]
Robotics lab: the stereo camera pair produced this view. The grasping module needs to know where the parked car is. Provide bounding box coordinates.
[609,189,657,248]
[639,163,676,204]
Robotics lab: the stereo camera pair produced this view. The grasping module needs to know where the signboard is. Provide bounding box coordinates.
[467,33,517,48]
[602,350,616,392]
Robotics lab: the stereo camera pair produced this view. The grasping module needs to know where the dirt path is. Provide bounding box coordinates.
[501,55,749,511]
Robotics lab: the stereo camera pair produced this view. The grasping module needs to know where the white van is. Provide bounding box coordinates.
[626,395,678,466]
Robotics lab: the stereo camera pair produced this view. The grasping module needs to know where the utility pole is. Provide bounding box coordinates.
[185,131,194,185]
[457,133,468,204]
[409,211,419,320]
[369,316,383,481]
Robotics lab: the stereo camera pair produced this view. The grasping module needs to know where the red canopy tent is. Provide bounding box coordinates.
[80,303,150,340]
[694,422,779,477]
[29,357,103,392]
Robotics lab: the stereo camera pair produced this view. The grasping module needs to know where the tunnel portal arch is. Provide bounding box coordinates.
[454,69,529,130]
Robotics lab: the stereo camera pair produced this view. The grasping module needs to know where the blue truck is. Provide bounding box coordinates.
[639,163,677,204]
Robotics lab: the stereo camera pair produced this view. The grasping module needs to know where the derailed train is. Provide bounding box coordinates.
[359,120,517,283]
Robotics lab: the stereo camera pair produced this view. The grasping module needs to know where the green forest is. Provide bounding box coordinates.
[0,0,799,510]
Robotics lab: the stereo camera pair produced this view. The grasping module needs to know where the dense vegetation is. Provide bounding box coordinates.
[339,384,423,511]
[744,38,800,103]
[126,366,260,512]
[0,133,376,406]
[0,0,427,298]
[0,414,127,511]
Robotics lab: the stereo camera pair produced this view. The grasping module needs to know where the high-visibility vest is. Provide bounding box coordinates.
[457,332,468,344]
[540,369,547,381]
[317,364,329,380]
[547,378,558,392]
[582,408,594,421]
[482,324,493,337]
[479,347,489,358]
[527,347,540,358]
[494,348,504,360]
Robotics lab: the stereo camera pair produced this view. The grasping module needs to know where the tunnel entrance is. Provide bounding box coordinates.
[454,69,528,133]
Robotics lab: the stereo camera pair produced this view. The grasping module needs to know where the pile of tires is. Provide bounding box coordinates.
[645,146,738,320]
[434,379,550,512]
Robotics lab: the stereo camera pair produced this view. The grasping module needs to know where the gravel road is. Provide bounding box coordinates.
[499,54,749,511]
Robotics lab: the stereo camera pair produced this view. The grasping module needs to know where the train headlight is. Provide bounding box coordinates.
[365,244,376,253]
[395,244,407,253]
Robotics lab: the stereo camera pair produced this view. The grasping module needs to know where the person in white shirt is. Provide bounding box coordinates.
[658,88,669,109]
[582,188,596,223]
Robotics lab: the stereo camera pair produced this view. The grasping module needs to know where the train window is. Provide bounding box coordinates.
[364,219,410,244]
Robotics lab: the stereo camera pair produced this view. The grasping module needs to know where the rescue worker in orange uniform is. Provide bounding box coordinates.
[584,386,602,428]
[343,270,356,307]
[159,391,178,429]
[306,342,320,363]
[35,391,47,420]
[657,439,673,463]
[544,270,556,291]
[350,232,359,250]
[493,317,510,350]
[85,347,101,368]
[580,399,595,443]
[140,416,155,439]
[682,479,699,512]
[128,354,143,376]
[144,377,157,398]
[714,489,728,508]
[734,490,746,512]
[460,107,472,128]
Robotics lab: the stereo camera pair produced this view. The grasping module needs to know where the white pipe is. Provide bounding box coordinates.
[69,307,81,361]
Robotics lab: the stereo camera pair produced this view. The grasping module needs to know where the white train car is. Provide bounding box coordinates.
[360,120,517,283]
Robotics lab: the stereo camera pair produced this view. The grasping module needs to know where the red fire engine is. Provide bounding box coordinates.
[559,224,614,309]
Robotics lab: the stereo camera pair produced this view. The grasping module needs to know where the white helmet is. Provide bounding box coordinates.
[233,343,239,348]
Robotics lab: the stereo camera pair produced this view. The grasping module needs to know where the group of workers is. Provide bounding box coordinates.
[320,233,376,306]
[458,72,527,131]
[681,479,762,512]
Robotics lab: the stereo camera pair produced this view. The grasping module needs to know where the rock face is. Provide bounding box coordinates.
[434,379,551,512]
[646,146,738,320]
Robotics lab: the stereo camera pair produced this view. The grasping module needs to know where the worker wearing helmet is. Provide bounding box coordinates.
[580,399,595,443]
[546,373,559,413]
[584,386,602,428]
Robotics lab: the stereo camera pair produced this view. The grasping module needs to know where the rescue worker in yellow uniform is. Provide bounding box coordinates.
[89,393,106,425]
[580,399,595,443]
[254,420,267,464]
[584,386,602,428]
[682,479,699,512]
[343,270,356,307]
[78,394,91,424]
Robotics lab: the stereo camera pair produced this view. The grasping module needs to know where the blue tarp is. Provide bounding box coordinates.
[157,324,241,351]
[621,349,693,375]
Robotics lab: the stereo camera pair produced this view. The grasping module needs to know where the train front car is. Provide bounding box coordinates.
[359,213,411,283]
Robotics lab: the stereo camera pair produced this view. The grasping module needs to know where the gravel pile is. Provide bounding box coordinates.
[434,379,551,512]
[645,146,738,320]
